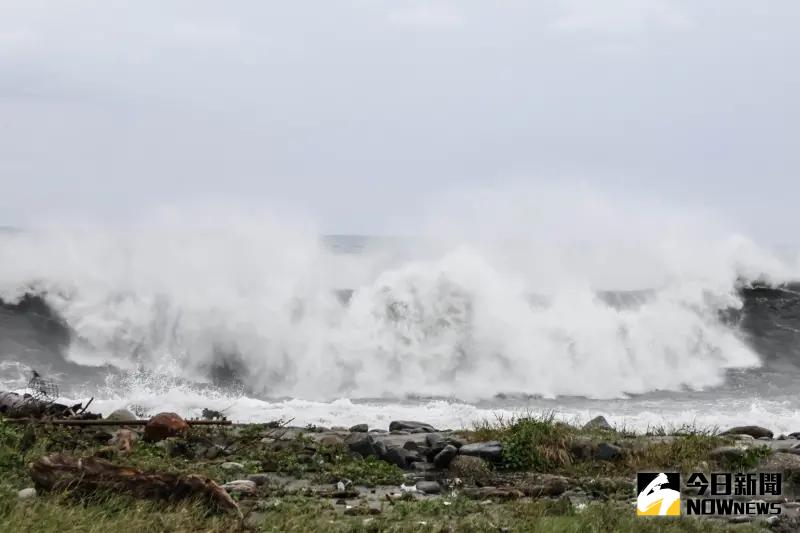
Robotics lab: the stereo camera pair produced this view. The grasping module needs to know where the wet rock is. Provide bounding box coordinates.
[221,461,245,471]
[17,488,36,499]
[416,481,441,494]
[459,441,502,462]
[524,475,570,497]
[412,462,435,473]
[106,409,137,423]
[345,433,377,458]
[389,421,436,433]
[403,441,421,451]
[433,444,458,468]
[723,426,773,439]
[426,433,444,448]
[583,416,613,432]
[143,412,189,443]
[446,436,465,448]
[349,424,369,433]
[594,442,622,461]
[384,447,413,468]
[374,440,388,459]
[223,479,257,496]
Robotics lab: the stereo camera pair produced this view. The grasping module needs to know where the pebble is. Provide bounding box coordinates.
[17,488,36,499]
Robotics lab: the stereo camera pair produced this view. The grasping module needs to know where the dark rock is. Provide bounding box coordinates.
[524,475,570,497]
[723,426,773,439]
[569,436,595,460]
[593,442,623,461]
[459,441,503,462]
[349,424,368,432]
[403,441,420,451]
[384,447,412,469]
[143,412,189,443]
[446,436,465,448]
[415,481,441,494]
[374,440,388,459]
[412,461,435,472]
[426,433,445,448]
[345,433,377,458]
[583,416,613,432]
[433,444,458,469]
[389,421,436,433]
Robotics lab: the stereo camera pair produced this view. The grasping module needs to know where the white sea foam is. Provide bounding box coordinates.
[1,187,798,402]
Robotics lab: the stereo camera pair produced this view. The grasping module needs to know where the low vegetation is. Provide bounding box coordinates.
[0,415,786,532]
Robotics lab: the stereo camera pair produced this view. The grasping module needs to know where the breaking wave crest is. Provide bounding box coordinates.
[1,201,798,401]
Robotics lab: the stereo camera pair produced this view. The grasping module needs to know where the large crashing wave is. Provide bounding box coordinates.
[0,212,797,401]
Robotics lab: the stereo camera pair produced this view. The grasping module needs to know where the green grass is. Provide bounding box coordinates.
[0,489,766,533]
[0,417,779,532]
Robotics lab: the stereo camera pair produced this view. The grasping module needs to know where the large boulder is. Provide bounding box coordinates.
[723,426,773,439]
[143,412,189,442]
[524,475,570,497]
[389,421,436,433]
[583,416,613,432]
[105,409,137,423]
[593,442,623,461]
[383,446,413,468]
[345,433,377,458]
[433,444,458,468]
[459,441,503,462]
[349,424,369,433]
[222,480,257,496]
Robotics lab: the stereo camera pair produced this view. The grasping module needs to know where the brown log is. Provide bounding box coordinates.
[29,453,240,516]
[1,418,232,426]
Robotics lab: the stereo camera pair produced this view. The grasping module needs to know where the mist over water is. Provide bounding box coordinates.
[1,186,799,428]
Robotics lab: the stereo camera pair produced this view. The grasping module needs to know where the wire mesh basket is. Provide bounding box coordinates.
[27,372,59,403]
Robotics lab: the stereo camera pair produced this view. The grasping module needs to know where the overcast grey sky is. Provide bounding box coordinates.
[0,1,798,238]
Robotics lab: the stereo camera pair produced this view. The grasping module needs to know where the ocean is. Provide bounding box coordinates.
[2,227,800,433]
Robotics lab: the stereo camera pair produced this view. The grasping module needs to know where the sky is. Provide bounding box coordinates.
[0,1,798,239]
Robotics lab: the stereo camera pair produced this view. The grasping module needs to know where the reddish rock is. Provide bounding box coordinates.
[144,412,189,442]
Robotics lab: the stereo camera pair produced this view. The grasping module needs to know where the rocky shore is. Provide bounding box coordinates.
[3,411,800,531]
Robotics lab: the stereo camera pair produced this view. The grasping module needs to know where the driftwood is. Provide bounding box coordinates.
[0,391,98,419]
[29,453,240,516]
[2,418,232,426]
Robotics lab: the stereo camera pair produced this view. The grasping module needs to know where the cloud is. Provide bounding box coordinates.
[552,0,693,34]
[172,20,245,48]
[0,28,39,53]
[388,4,465,29]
